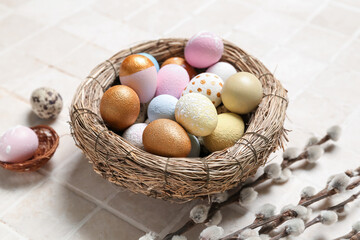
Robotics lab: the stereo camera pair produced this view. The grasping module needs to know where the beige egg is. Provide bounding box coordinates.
[175,93,218,137]
[221,72,263,114]
[203,113,245,152]
[142,119,191,157]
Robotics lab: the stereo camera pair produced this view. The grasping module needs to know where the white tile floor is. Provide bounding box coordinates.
[0,0,359,239]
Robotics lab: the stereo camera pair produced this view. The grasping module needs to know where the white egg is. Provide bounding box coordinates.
[182,73,224,107]
[122,123,148,149]
[207,62,237,83]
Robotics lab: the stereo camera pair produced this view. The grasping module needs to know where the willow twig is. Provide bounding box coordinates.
[164,128,340,240]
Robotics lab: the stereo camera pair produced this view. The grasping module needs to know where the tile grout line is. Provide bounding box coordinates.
[48,174,153,234]
[0,2,94,57]
[162,0,218,36]
[330,27,360,62]
[193,0,218,16]
[123,0,157,22]
[157,201,198,237]
[0,175,50,219]
[262,0,333,60]
[291,26,360,101]
[0,220,30,240]
[62,190,120,240]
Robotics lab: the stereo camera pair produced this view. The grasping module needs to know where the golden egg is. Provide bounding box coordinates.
[161,57,197,78]
[203,113,245,152]
[221,72,263,114]
[100,85,140,131]
[143,119,191,157]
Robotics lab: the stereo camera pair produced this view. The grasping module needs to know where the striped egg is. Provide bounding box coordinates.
[182,73,224,107]
[119,54,157,103]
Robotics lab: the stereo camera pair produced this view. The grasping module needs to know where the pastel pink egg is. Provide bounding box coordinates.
[156,64,190,99]
[0,126,39,163]
[185,31,224,68]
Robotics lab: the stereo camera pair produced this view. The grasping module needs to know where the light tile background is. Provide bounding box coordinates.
[0,0,359,239]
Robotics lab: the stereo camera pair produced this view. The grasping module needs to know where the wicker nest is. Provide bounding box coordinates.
[70,38,288,202]
[0,125,59,172]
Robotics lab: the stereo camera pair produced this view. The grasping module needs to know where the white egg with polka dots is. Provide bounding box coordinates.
[181,73,224,107]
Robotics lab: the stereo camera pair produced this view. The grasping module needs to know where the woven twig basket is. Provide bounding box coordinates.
[70,38,288,202]
[0,125,59,172]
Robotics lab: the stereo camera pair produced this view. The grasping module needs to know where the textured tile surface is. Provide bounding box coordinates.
[69,209,145,240]
[2,180,96,240]
[0,0,359,239]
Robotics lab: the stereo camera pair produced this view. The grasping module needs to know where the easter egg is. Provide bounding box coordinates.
[138,53,160,72]
[185,31,224,68]
[119,54,157,103]
[0,125,39,163]
[156,64,189,98]
[147,94,178,122]
[100,85,140,131]
[203,113,245,152]
[30,87,63,119]
[187,134,200,158]
[175,93,218,137]
[122,123,147,149]
[206,62,237,83]
[182,73,224,107]
[161,57,197,78]
[143,119,191,157]
[221,72,263,114]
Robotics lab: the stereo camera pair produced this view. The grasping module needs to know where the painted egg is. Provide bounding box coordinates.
[134,103,149,124]
[143,119,191,157]
[100,85,140,131]
[203,113,245,152]
[0,125,39,163]
[156,64,189,99]
[182,73,224,107]
[147,94,178,122]
[187,134,200,158]
[122,123,147,149]
[185,31,224,68]
[119,54,157,103]
[30,87,63,119]
[138,53,160,72]
[206,62,237,83]
[221,72,263,114]
[175,93,218,137]
[161,57,197,78]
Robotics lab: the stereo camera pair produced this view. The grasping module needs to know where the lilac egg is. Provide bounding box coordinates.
[0,125,39,163]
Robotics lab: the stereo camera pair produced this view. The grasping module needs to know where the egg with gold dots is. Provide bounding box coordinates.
[119,54,158,103]
[181,73,224,107]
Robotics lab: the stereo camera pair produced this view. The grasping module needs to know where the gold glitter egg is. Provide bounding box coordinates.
[100,85,140,131]
[142,119,191,157]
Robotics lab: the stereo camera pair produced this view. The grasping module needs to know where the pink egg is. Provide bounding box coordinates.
[185,31,224,68]
[0,126,39,163]
[156,64,190,99]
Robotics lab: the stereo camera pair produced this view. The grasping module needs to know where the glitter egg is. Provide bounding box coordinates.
[175,93,218,137]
